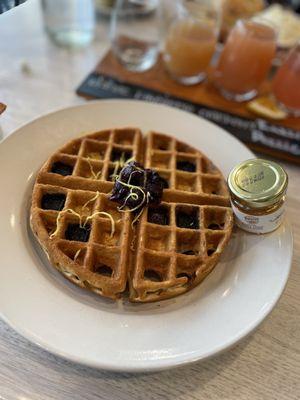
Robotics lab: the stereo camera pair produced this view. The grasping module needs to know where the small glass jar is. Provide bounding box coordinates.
[227,159,288,234]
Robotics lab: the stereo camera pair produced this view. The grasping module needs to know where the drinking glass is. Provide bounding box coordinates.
[110,0,162,72]
[272,42,300,116]
[163,0,220,85]
[42,0,95,48]
[213,19,277,102]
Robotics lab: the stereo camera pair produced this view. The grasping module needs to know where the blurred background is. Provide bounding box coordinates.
[1,0,300,162]
[1,1,300,48]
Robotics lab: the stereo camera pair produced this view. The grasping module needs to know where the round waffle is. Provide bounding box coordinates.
[30,128,233,302]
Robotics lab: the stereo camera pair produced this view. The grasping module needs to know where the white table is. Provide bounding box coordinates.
[0,1,299,399]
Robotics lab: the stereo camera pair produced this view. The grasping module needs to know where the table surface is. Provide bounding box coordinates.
[0,1,299,399]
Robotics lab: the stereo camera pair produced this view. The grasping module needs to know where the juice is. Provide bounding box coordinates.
[164,18,217,84]
[272,44,300,115]
[214,20,276,101]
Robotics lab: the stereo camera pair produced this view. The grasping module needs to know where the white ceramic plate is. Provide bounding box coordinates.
[0,100,293,372]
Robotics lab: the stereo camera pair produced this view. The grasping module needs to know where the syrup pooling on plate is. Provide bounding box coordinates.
[31,128,233,302]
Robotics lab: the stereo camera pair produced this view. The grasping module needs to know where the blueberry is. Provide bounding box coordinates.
[119,161,143,180]
[51,161,73,176]
[110,161,166,214]
[110,180,130,203]
[41,193,66,211]
[110,181,144,209]
[145,170,165,204]
[126,188,144,209]
[65,224,90,242]
[176,210,199,229]
[94,264,113,277]
[176,161,196,173]
[127,169,144,186]
[148,207,169,225]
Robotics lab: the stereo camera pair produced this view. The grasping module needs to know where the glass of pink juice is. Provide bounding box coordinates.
[213,19,277,102]
[272,43,300,116]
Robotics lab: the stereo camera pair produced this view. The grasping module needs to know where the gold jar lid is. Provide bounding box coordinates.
[228,159,288,208]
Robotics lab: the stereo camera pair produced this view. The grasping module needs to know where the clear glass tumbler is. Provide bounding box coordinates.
[272,42,300,116]
[110,0,162,72]
[42,0,95,49]
[213,19,277,102]
[163,0,220,85]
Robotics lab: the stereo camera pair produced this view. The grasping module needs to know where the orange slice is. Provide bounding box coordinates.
[247,96,288,120]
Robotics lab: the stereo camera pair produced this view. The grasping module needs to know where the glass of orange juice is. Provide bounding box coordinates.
[272,42,300,116]
[213,19,277,102]
[163,0,220,85]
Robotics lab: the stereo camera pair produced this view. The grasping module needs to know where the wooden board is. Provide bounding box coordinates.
[77,50,300,165]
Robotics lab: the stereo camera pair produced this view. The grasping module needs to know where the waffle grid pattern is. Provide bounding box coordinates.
[31,128,233,302]
[131,201,232,302]
[145,132,229,204]
[32,184,132,298]
[37,128,141,193]
[32,128,141,299]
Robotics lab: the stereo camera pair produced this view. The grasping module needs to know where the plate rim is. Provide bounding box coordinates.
[0,99,293,372]
[0,99,251,152]
[0,233,293,372]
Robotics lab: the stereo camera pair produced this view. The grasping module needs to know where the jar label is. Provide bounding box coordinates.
[231,202,285,234]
